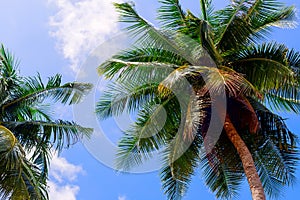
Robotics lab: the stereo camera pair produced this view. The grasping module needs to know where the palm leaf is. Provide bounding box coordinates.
[160,134,201,200]
[286,48,300,77]
[114,3,207,65]
[159,94,205,200]
[157,0,186,30]
[0,125,47,200]
[1,74,92,115]
[5,120,92,152]
[0,45,20,104]
[159,65,256,97]
[247,0,296,33]
[229,42,296,92]
[249,99,298,185]
[0,44,19,81]
[98,47,187,79]
[214,0,255,50]
[201,150,244,199]
[266,93,300,113]
[200,129,245,200]
[96,79,160,119]
[116,97,178,171]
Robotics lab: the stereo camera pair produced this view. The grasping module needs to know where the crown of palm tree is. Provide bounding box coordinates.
[0,45,93,199]
[97,1,299,199]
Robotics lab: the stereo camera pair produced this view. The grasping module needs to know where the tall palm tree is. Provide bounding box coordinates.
[0,45,93,199]
[97,0,299,200]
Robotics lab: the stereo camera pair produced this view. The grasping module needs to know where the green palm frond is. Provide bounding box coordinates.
[1,74,92,114]
[238,129,297,199]
[249,99,298,185]
[266,93,300,113]
[30,144,52,184]
[178,10,202,42]
[1,104,53,123]
[116,97,178,171]
[286,48,300,77]
[98,47,187,79]
[159,95,206,200]
[0,45,20,104]
[0,44,19,81]
[214,0,296,52]
[29,105,53,121]
[160,134,201,200]
[157,0,186,30]
[247,0,296,32]
[203,0,218,25]
[96,79,160,119]
[252,141,289,199]
[202,161,244,199]
[114,2,170,47]
[116,47,187,65]
[5,120,92,152]
[214,0,255,50]
[114,2,153,37]
[201,132,244,199]
[156,64,257,99]
[108,59,179,82]
[0,126,47,200]
[229,42,296,92]
[114,3,207,65]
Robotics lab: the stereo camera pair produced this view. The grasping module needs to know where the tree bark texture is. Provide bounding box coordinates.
[224,114,266,200]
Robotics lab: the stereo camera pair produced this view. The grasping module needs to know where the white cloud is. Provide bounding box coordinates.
[48,0,122,74]
[48,153,84,200]
[118,195,127,200]
[48,181,80,200]
[50,153,84,183]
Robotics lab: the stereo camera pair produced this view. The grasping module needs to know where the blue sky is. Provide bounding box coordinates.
[1,0,300,200]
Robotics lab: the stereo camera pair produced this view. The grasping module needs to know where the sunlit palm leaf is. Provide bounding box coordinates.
[0,126,47,200]
[98,47,187,79]
[1,44,92,200]
[114,3,209,65]
[98,1,300,200]
[5,120,92,152]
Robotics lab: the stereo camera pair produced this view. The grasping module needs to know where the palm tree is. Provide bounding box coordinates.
[0,45,93,199]
[96,0,299,200]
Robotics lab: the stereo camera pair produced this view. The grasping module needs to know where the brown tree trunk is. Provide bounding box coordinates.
[224,114,266,200]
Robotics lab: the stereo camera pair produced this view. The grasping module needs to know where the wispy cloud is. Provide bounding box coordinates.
[48,181,80,200]
[118,195,127,200]
[48,0,122,75]
[50,153,84,183]
[48,153,85,200]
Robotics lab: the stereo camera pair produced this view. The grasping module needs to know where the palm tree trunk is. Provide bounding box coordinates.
[224,114,266,200]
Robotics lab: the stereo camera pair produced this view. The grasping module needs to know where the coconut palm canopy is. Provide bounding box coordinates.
[0,45,93,199]
[97,0,300,200]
